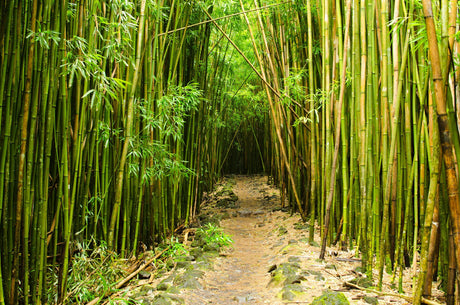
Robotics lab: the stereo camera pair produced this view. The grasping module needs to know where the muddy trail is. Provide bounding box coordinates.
[125,175,441,305]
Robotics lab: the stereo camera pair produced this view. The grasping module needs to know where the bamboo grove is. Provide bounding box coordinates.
[243,0,460,304]
[0,0,242,303]
[1,0,460,304]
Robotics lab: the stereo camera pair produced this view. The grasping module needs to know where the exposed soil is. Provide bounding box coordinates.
[127,175,445,305]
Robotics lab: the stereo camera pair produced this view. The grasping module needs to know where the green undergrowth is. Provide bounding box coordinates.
[55,222,232,304]
[50,240,127,304]
[195,223,233,249]
[163,237,190,257]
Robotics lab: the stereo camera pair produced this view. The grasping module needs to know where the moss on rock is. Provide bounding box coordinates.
[152,293,184,305]
[363,296,378,304]
[310,290,350,305]
[349,276,373,288]
[277,284,307,301]
[278,226,288,236]
[268,263,301,287]
[173,269,204,289]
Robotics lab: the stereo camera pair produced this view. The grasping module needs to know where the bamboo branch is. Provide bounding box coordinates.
[200,6,308,123]
[86,247,169,305]
[157,2,289,37]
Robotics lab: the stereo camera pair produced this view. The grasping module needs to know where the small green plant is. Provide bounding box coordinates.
[165,236,189,257]
[53,240,126,304]
[197,223,233,249]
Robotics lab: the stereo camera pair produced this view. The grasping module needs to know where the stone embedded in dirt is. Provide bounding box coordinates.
[155,269,167,278]
[278,283,307,301]
[349,276,373,288]
[238,209,253,217]
[310,290,350,305]
[157,274,176,291]
[288,256,301,263]
[288,239,298,244]
[264,194,278,201]
[186,268,204,278]
[272,206,289,212]
[300,271,311,278]
[284,274,307,285]
[363,296,379,304]
[177,277,202,289]
[156,282,170,291]
[216,198,239,209]
[273,239,284,247]
[152,293,184,305]
[268,264,277,273]
[299,237,309,243]
[306,269,325,281]
[136,297,154,305]
[234,296,246,303]
[325,264,337,270]
[140,285,156,293]
[139,270,151,279]
[173,270,204,289]
[268,262,301,287]
[193,260,213,270]
[315,274,325,281]
[293,222,309,230]
[213,186,239,209]
[174,260,191,269]
[280,243,303,255]
[176,255,195,261]
[132,285,156,298]
[165,286,180,294]
[233,294,258,303]
[278,226,288,236]
[215,188,235,198]
[196,252,216,264]
[197,213,221,227]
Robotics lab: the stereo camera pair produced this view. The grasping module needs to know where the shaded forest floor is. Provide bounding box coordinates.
[120,175,445,304]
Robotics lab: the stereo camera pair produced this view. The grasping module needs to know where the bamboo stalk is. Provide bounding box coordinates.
[421,0,460,274]
[319,0,351,260]
[108,0,147,249]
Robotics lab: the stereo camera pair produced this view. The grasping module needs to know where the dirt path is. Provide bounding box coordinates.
[183,176,284,304]
[128,175,443,304]
[179,175,387,305]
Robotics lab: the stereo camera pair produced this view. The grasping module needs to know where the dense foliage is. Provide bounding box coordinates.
[0,0,242,303]
[1,0,460,304]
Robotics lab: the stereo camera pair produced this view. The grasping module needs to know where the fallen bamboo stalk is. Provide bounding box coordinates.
[86,246,170,305]
[343,281,443,305]
[321,267,443,305]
